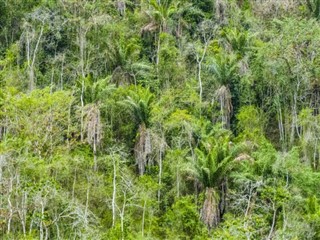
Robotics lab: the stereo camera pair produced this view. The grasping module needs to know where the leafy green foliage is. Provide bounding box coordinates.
[0,1,320,239]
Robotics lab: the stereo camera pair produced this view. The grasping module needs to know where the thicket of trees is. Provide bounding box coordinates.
[1,0,320,239]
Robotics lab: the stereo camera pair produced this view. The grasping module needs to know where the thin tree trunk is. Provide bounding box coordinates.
[50,67,54,93]
[267,202,277,240]
[7,175,13,235]
[79,25,87,142]
[7,194,12,234]
[40,199,45,240]
[84,176,90,228]
[45,224,49,240]
[29,25,44,91]
[156,26,162,76]
[80,80,85,142]
[290,89,298,146]
[198,60,203,103]
[67,98,73,151]
[93,135,97,171]
[278,102,285,150]
[60,57,64,90]
[29,210,36,234]
[141,200,146,237]
[282,206,287,234]
[158,146,162,203]
[196,43,208,104]
[245,184,253,218]
[18,191,27,237]
[120,191,126,240]
[26,30,31,89]
[112,155,117,228]
[55,222,60,240]
[313,138,318,170]
[72,170,77,202]
[176,167,180,198]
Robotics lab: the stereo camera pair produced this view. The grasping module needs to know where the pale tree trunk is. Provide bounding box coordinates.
[67,97,73,150]
[157,146,163,203]
[156,31,161,75]
[38,190,49,240]
[120,190,127,240]
[7,170,14,235]
[267,201,277,240]
[195,41,209,104]
[40,199,44,240]
[93,107,100,171]
[198,59,203,103]
[17,191,28,237]
[244,182,258,240]
[84,176,90,229]
[45,224,49,240]
[50,66,54,93]
[176,167,180,198]
[93,132,97,171]
[55,222,60,240]
[29,210,36,235]
[72,170,77,202]
[79,26,85,142]
[282,206,287,234]
[290,86,299,146]
[313,138,318,170]
[60,55,65,90]
[141,200,147,238]
[112,155,117,228]
[26,24,44,91]
[7,192,13,234]
[21,192,27,236]
[79,24,89,142]
[244,183,254,218]
[26,30,31,89]
[156,132,166,203]
[277,101,285,150]
[176,141,183,198]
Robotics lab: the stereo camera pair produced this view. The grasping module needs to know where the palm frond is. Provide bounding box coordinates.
[118,88,154,126]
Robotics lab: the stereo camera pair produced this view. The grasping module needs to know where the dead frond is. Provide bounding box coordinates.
[215,85,233,129]
[84,104,102,148]
[141,22,158,34]
[234,153,254,163]
[201,187,220,229]
[134,123,152,175]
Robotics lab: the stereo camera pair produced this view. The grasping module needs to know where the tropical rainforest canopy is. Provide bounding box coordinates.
[1,0,320,239]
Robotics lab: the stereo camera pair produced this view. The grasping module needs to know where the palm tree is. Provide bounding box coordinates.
[141,0,178,68]
[222,28,251,57]
[81,78,115,171]
[189,127,250,229]
[121,87,154,175]
[142,0,177,34]
[207,52,238,129]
